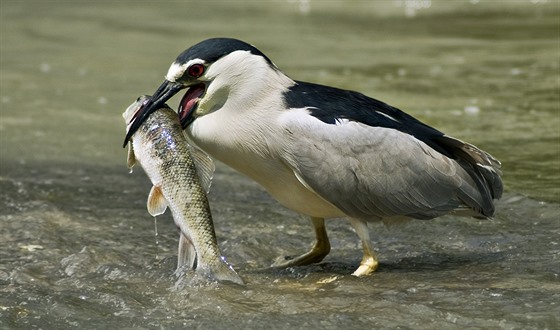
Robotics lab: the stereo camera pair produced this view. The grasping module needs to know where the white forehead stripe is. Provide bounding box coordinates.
[165,62,186,82]
[165,59,205,82]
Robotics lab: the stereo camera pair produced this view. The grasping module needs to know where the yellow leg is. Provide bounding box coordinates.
[348,218,379,276]
[272,217,331,268]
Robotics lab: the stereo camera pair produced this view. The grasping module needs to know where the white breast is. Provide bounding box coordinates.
[185,104,344,219]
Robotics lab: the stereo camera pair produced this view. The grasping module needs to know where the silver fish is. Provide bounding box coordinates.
[123,96,243,285]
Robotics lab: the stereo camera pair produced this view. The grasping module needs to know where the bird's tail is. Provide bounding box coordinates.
[435,135,503,217]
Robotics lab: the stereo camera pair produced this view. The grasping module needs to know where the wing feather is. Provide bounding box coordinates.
[278,111,486,221]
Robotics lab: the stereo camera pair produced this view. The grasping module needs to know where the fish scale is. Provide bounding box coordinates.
[123,96,243,285]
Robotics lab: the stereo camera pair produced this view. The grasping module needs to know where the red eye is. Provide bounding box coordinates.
[187,63,205,78]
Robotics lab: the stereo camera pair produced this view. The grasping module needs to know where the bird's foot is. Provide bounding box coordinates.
[351,255,379,276]
[272,216,331,269]
[272,244,330,268]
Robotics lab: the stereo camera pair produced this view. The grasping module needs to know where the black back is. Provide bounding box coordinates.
[283,81,454,158]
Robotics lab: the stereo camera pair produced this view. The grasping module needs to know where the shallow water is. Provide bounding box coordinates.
[1,1,559,329]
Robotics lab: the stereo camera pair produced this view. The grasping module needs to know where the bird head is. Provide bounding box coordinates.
[123,38,282,147]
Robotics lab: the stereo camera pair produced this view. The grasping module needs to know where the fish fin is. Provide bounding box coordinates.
[199,257,244,285]
[188,144,215,193]
[176,233,197,272]
[147,185,167,216]
[127,142,136,172]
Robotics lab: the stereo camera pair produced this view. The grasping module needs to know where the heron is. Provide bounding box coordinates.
[124,38,503,276]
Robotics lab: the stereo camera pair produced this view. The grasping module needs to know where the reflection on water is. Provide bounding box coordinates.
[1,1,559,329]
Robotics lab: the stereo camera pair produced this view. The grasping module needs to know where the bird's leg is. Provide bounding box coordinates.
[272,216,331,268]
[348,218,379,276]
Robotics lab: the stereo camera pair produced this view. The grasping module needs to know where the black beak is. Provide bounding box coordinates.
[123,80,185,147]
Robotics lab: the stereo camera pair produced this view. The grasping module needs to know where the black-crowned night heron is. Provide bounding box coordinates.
[124,38,503,276]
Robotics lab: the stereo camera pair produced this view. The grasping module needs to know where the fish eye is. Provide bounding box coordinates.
[187,63,205,78]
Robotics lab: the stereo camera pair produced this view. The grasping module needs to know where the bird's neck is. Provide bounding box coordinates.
[199,55,295,116]
[186,69,293,170]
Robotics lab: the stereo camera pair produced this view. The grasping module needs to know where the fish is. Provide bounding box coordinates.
[123,95,243,285]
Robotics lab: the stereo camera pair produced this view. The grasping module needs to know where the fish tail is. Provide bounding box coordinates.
[200,258,244,285]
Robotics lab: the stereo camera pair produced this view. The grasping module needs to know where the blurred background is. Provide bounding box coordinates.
[1,0,558,201]
[1,0,559,329]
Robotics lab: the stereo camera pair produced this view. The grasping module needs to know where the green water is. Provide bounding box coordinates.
[1,1,559,329]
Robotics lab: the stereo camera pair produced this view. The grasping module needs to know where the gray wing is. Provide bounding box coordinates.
[278,114,487,221]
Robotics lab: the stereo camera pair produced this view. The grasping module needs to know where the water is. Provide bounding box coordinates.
[1,1,559,329]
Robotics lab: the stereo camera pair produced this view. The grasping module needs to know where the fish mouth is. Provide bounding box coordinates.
[178,83,206,129]
[123,95,150,128]
[123,80,184,147]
